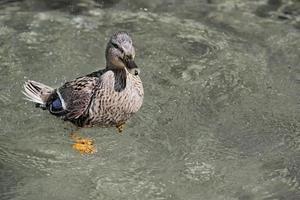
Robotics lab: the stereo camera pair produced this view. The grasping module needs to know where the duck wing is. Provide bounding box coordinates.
[57,76,99,120]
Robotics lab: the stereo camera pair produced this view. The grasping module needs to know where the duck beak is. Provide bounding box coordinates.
[126,59,138,70]
[125,59,140,75]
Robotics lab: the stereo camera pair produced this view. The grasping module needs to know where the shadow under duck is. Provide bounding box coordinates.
[23,31,144,133]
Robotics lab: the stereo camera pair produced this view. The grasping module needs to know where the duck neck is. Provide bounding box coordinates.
[111,68,127,92]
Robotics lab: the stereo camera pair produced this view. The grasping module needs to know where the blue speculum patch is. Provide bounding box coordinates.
[52,98,62,110]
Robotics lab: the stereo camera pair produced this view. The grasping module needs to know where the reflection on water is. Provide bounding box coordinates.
[0,0,299,199]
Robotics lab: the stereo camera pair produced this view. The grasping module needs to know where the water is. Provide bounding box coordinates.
[0,0,299,199]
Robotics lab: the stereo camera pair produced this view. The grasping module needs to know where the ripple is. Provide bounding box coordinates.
[183,161,215,182]
[0,93,11,105]
[0,1,299,199]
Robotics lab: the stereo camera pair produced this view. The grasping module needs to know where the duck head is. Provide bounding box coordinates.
[105,31,140,76]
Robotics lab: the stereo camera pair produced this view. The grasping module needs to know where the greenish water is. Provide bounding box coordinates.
[0,0,299,199]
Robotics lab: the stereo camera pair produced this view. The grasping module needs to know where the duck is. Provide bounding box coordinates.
[23,31,144,153]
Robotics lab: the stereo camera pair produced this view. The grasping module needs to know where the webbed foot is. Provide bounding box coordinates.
[70,133,96,154]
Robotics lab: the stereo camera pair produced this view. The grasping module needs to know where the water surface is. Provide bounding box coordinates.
[0,0,299,199]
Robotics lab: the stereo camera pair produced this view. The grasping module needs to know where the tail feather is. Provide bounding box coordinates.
[23,80,54,106]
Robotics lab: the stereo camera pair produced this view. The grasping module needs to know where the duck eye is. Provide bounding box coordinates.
[111,42,124,53]
[111,42,118,49]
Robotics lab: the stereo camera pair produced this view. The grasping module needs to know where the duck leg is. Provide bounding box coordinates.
[70,131,96,154]
[116,122,126,133]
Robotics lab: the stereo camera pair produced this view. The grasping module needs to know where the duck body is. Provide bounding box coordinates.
[24,68,143,128]
[23,31,144,130]
[85,69,143,127]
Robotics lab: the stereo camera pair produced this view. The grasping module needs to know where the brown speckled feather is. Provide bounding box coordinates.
[85,69,144,127]
[58,76,99,120]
